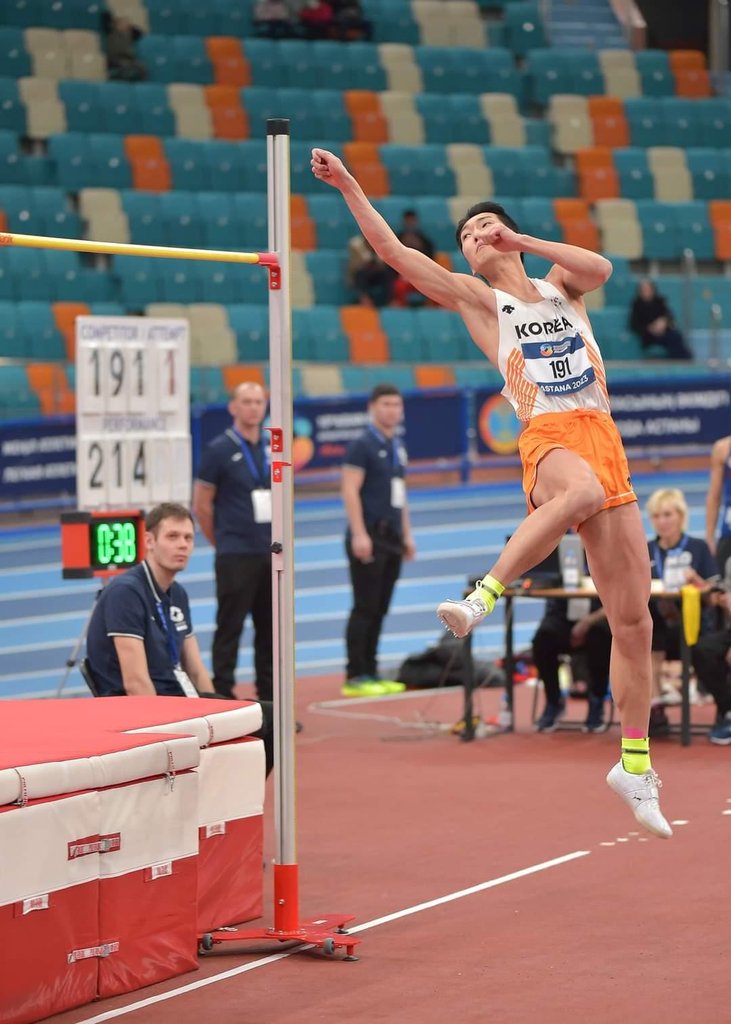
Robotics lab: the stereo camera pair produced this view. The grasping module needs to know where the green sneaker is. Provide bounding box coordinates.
[376,679,406,694]
[341,677,390,697]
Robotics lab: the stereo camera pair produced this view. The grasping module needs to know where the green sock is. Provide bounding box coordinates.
[621,736,651,775]
[470,574,505,615]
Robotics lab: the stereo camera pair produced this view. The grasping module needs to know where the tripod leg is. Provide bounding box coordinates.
[55,586,103,698]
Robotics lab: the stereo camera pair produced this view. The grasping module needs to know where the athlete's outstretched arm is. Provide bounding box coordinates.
[311,148,478,311]
[482,221,611,295]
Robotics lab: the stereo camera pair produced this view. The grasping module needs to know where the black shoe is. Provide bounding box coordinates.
[535,700,565,733]
[582,696,608,734]
[648,704,670,738]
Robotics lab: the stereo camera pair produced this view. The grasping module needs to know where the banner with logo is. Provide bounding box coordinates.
[197,391,467,473]
[0,417,76,502]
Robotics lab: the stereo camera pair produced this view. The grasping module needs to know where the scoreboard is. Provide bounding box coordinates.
[75,316,191,510]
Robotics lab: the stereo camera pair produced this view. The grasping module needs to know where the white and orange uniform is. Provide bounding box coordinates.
[493,278,635,513]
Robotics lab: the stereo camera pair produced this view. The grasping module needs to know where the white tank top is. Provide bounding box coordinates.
[493,278,611,422]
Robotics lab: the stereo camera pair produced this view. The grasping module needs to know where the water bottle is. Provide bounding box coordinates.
[497,693,513,730]
[559,533,583,590]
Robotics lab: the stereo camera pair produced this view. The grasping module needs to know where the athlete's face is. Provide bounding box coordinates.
[146,516,195,574]
[650,502,684,545]
[459,212,504,273]
[229,384,267,433]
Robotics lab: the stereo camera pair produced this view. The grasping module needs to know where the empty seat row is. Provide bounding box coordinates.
[576,146,731,203]
[0,26,105,81]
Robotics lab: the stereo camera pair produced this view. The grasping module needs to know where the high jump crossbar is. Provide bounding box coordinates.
[0,120,358,953]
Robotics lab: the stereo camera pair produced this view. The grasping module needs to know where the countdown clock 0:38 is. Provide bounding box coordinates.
[75,316,192,510]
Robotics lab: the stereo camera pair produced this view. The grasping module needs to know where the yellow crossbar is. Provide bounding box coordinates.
[0,231,275,265]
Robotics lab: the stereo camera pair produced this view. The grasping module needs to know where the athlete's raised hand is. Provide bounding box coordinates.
[311,148,350,190]
[483,221,524,253]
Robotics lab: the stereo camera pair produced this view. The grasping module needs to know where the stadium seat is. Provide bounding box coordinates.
[588,96,629,148]
[305,250,350,306]
[307,194,357,250]
[575,147,619,202]
[379,308,423,362]
[378,43,423,91]
[206,36,250,88]
[228,303,269,362]
[52,300,90,360]
[672,202,716,261]
[554,198,600,252]
[595,199,643,259]
[163,139,211,191]
[503,2,547,56]
[709,200,731,260]
[624,98,666,147]
[300,364,344,396]
[16,301,66,360]
[613,147,654,199]
[26,361,75,414]
[635,200,682,260]
[635,50,674,97]
[413,364,456,388]
[647,146,692,202]
[341,306,390,363]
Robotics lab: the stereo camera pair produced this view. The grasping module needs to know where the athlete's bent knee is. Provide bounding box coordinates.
[567,480,605,524]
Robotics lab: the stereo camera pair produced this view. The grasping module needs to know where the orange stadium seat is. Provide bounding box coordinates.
[124,135,171,192]
[673,68,712,98]
[342,142,390,197]
[668,50,707,70]
[204,85,249,139]
[222,364,266,392]
[434,252,453,270]
[575,147,619,201]
[0,210,6,231]
[554,198,601,251]
[414,365,456,389]
[340,306,390,363]
[345,90,389,143]
[290,195,317,251]
[52,301,90,361]
[588,96,629,148]
[206,37,251,87]
[709,201,731,260]
[26,363,75,416]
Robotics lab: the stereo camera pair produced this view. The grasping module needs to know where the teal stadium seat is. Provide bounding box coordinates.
[164,139,212,191]
[228,304,269,361]
[291,309,316,360]
[122,191,166,246]
[380,144,456,196]
[232,192,269,246]
[692,277,731,326]
[201,141,251,192]
[635,200,682,260]
[673,202,715,261]
[16,301,66,360]
[87,134,133,189]
[363,0,419,44]
[312,41,387,91]
[661,98,703,149]
[310,90,352,142]
[0,302,24,358]
[0,79,27,133]
[159,192,206,248]
[0,365,40,420]
[376,366,415,390]
[503,3,547,57]
[114,255,163,309]
[135,83,176,137]
[416,308,472,361]
[305,250,350,305]
[297,307,349,361]
[590,308,641,361]
[523,252,553,278]
[380,309,423,363]
[190,366,227,405]
[275,41,320,90]
[340,367,372,394]
[635,50,674,98]
[625,98,667,147]
[195,192,238,249]
[291,140,335,195]
[416,94,489,145]
[44,0,105,30]
[244,40,285,89]
[136,36,177,83]
[172,37,214,85]
[0,28,32,78]
[525,50,573,106]
[521,197,562,241]
[157,259,204,304]
[686,149,729,199]
[603,255,635,307]
[413,197,455,251]
[613,148,653,199]
[3,0,44,25]
[565,51,604,96]
[0,184,44,233]
[3,248,46,301]
[696,99,731,148]
[201,261,267,305]
[307,195,356,250]
[98,83,146,136]
[58,82,105,134]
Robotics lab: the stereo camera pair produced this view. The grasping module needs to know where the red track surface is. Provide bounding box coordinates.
[49,679,731,1024]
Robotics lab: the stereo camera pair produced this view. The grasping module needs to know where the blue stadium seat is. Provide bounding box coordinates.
[380,308,423,362]
[0,28,32,77]
[228,303,269,361]
[309,89,352,143]
[307,194,356,250]
[98,82,147,136]
[33,186,82,238]
[275,41,321,90]
[635,200,682,260]
[566,51,604,96]
[483,147,528,196]
[7,248,50,300]
[686,148,729,199]
[164,138,212,191]
[305,250,350,306]
[415,47,464,94]
[299,306,349,361]
[291,140,336,194]
[157,259,204,304]
[613,147,654,199]
[205,263,267,305]
[58,81,105,134]
[635,50,674,97]
[47,133,91,192]
[673,202,715,261]
[602,255,635,307]
[0,78,27,133]
[380,144,456,197]
[135,83,176,137]
[16,301,66,360]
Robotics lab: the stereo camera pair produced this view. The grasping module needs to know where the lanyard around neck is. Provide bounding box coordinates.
[369,425,400,470]
[653,534,688,578]
[142,560,180,668]
[229,428,269,487]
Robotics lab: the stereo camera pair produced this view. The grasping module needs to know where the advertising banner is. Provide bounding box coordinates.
[0,417,76,502]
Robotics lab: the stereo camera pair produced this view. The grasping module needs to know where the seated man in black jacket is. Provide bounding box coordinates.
[86,501,272,774]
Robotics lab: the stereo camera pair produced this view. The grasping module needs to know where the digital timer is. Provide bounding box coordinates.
[61,509,146,579]
[90,518,139,569]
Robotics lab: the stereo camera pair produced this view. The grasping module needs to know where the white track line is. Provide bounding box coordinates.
[72,849,589,1024]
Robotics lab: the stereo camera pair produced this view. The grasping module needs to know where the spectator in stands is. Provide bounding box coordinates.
[629,279,692,361]
[347,233,393,307]
[253,0,298,38]
[85,501,273,775]
[331,0,373,41]
[391,209,436,307]
[645,487,718,736]
[341,383,416,696]
[103,15,147,82]
[298,0,335,39]
[705,435,731,576]
[532,597,612,734]
[192,382,273,704]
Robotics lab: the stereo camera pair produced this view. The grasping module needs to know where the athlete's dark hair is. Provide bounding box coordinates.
[369,383,402,402]
[455,201,521,252]
[145,502,194,535]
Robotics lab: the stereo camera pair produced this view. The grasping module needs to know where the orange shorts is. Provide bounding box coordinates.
[518,409,636,515]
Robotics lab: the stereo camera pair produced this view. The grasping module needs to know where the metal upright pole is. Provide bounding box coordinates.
[266,119,299,929]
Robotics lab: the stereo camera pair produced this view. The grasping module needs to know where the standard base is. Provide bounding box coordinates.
[199,914,361,960]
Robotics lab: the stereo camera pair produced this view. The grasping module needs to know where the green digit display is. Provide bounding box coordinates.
[90,518,139,569]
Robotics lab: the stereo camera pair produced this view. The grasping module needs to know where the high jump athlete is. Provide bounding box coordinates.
[311,146,671,839]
